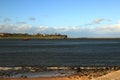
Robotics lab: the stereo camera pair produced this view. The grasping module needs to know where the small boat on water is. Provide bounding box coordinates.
[23,38,30,41]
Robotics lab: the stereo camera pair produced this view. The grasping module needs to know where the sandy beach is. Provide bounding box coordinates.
[0,76,89,80]
[0,70,120,80]
[92,70,120,80]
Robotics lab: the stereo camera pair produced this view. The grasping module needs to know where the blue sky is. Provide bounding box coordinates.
[0,0,120,37]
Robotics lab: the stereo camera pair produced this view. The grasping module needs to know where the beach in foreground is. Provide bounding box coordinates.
[0,67,120,80]
[0,70,120,80]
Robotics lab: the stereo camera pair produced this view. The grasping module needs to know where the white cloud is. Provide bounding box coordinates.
[84,18,105,26]
[92,18,104,24]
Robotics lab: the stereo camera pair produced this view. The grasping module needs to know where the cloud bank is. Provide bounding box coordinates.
[0,22,120,38]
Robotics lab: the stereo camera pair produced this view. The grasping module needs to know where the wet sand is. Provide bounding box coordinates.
[0,70,120,80]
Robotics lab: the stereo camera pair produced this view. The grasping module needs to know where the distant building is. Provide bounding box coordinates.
[0,33,4,36]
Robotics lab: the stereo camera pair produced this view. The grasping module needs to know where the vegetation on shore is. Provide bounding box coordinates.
[0,33,67,39]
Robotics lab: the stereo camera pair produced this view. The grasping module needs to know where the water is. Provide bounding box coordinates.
[0,39,120,67]
[10,70,75,78]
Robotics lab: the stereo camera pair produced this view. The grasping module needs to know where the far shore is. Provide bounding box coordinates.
[1,37,120,40]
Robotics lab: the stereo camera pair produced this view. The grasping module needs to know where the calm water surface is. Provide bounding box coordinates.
[0,39,120,67]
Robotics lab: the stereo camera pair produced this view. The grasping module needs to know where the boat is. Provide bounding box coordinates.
[23,38,30,41]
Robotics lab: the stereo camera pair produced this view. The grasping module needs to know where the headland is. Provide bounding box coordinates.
[0,33,67,39]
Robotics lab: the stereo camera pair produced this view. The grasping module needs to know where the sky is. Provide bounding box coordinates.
[0,0,120,38]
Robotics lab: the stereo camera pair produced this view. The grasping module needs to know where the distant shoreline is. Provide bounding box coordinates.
[68,38,120,40]
[1,37,120,40]
[0,33,67,39]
